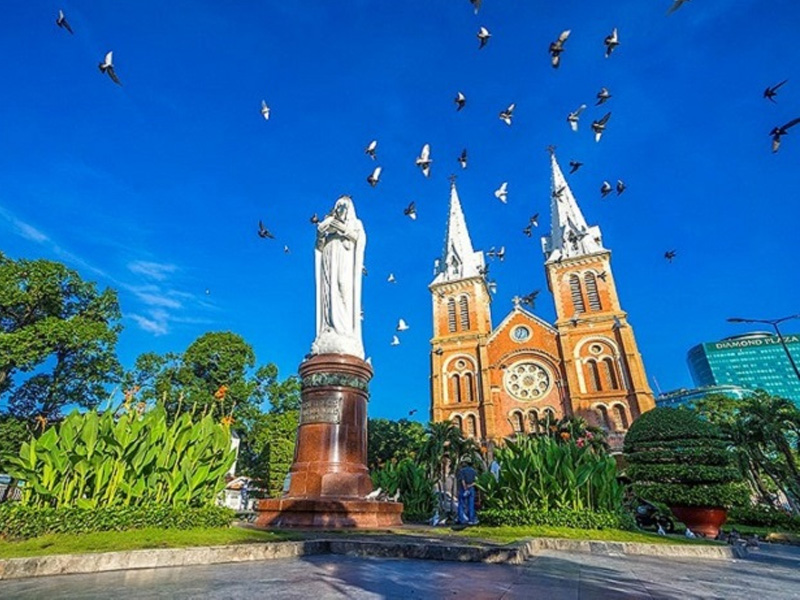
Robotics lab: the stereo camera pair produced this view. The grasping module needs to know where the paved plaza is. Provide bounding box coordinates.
[2,544,799,599]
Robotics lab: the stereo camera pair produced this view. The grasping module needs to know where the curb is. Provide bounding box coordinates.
[0,536,741,581]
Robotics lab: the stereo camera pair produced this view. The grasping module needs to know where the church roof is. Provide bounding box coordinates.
[541,154,606,263]
[489,302,559,344]
[431,180,485,286]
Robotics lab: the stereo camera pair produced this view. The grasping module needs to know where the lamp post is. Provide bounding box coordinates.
[727,315,800,382]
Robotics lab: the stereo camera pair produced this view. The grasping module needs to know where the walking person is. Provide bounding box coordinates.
[456,456,478,525]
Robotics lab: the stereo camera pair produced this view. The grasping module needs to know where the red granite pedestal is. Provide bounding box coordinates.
[255,354,403,528]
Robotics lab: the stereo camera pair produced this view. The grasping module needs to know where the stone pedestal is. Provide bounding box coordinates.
[255,354,403,528]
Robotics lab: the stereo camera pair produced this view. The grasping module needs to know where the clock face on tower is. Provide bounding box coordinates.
[511,325,531,342]
[503,361,551,401]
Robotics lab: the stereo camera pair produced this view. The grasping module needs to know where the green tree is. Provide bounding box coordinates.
[0,252,122,419]
[245,409,299,498]
[0,414,30,472]
[367,418,426,472]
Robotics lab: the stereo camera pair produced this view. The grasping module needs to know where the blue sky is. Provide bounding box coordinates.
[1,0,799,418]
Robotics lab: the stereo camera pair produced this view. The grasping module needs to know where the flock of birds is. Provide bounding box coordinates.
[50,3,795,348]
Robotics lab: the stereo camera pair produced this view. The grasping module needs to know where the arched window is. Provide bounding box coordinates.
[467,414,478,438]
[570,275,585,313]
[596,405,611,429]
[602,357,619,390]
[614,405,629,431]
[463,372,475,403]
[586,360,603,391]
[459,296,470,330]
[453,415,463,433]
[528,410,540,434]
[543,408,556,427]
[585,272,602,311]
[447,298,457,333]
[451,374,462,404]
[512,411,524,433]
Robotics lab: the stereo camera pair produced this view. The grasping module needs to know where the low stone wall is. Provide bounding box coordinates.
[0,536,740,581]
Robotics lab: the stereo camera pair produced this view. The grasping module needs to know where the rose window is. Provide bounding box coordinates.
[503,362,551,401]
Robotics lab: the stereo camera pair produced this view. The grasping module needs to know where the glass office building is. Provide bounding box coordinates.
[687,332,800,405]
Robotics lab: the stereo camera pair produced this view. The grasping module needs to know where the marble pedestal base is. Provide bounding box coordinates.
[255,354,403,529]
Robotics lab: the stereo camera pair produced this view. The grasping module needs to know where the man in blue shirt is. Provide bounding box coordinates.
[456,456,478,525]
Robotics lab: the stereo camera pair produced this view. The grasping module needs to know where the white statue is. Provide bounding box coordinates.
[311,195,366,359]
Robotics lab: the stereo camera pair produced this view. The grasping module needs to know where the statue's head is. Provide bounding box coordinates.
[333,195,354,222]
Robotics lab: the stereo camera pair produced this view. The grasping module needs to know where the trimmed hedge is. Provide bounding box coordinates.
[479,508,634,530]
[0,503,235,541]
[624,408,744,509]
[728,505,800,532]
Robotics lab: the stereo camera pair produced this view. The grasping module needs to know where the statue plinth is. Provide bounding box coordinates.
[255,354,403,528]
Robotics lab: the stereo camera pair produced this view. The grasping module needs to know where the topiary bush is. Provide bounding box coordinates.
[624,408,748,509]
[0,503,235,541]
[479,508,634,530]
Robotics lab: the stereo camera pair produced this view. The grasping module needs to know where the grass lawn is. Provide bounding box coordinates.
[0,527,300,560]
[449,525,711,545]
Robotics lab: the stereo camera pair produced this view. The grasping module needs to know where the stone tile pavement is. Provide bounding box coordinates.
[1,543,798,599]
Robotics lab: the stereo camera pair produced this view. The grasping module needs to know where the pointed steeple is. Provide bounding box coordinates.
[432,178,485,285]
[541,153,605,263]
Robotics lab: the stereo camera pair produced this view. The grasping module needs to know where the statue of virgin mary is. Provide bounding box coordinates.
[311,195,366,359]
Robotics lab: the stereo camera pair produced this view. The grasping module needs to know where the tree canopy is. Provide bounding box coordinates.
[0,252,122,419]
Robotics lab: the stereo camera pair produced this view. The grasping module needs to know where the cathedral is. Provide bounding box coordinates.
[428,154,655,449]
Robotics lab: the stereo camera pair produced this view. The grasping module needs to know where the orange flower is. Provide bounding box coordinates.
[220,415,235,426]
[560,431,571,440]
[214,385,228,400]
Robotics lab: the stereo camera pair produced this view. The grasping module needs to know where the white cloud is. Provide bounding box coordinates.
[128,261,177,281]
[129,309,170,336]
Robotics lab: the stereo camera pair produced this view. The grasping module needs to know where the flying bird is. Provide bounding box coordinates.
[549,30,571,69]
[310,213,320,224]
[415,144,432,177]
[283,245,290,254]
[365,139,377,159]
[486,246,506,261]
[616,180,626,195]
[567,105,586,131]
[521,290,540,308]
[477,26,491,49]
[667,0,691,15]
[494,182,508,203]
[257,220,274,239]
[596,87,612,105]
[598,271,608,281]
[499,103,515,125]
[98,51,121,85]
[770,117,800,153]
[552,185,566,200]
[362,266,369,276]
[458,148,468,169]
[387,273,396,283]
[390,335,400,346]
[404,201,417,220]
[522,224,533,237]
[56,9,73,34]
[529,213,539,228]
[454,91,466,111]
[408,409,417,417]
[764,80,788,103]
[604,28,619,58]
[664,250,677,263]
[600,181,613,198]
[396,319,409,331]
[592,113,612,142]
[569,160,583,174]
[261,100,270,121]
[367,166,382,187]
[469,0,482,14]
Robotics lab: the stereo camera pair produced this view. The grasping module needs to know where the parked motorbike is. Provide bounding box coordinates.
[635,499,675,533]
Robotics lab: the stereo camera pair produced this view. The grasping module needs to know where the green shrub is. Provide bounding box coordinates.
[478,508,634,530]
[0,503,234,540]
[477,435,622,512]
[3,405,235,509]
[728,505,800,532]
[371,458,435,521]
[624,408,744,509]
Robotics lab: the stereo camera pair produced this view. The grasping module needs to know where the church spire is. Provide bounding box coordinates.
[432,178,485,285]
[541,153,605,263]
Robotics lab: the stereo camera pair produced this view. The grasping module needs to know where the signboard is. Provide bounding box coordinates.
[710,334,800,352]
[300,397,343,424]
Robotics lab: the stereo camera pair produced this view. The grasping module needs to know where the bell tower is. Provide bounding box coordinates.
[542,154,655,444]
[429,180,493,439]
